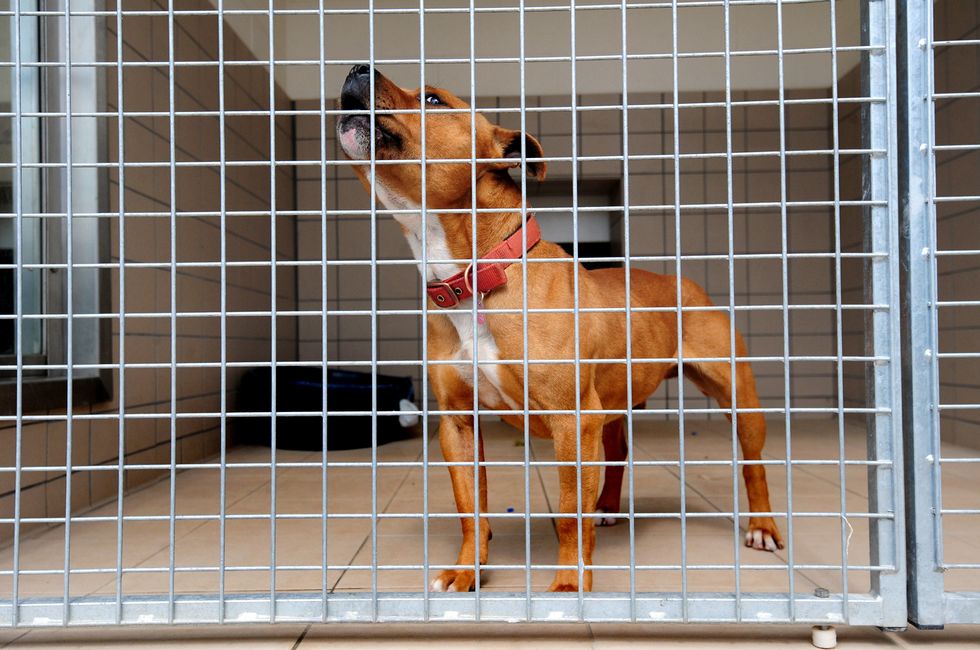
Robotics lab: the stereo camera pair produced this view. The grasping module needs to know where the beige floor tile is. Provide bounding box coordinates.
[374,437,432,462]
[227,466,411,518]
[0,629,29,646]
[592,535,804,593]
[939,535,980,592]
[943,487,980,512]
[370,514,464,537]
[108,518,372,595]
[791,465,871,499]
[383,467,552,517]
[299,623,593,648]
[223,447,313,465]
[938,457,980,484]
[333,527,561,592]
[590,623,904,648]
[775,492,870,516]
[592,567,811,593]
[943,516,980,549]
[8,624,304,648]
[7,623,979,648]
[0,517,184,598]
[763,426,874,465]
[890,625,980,648]
[591,496,745,537]
[374,514,554,542]
[87,484,174,518]
[10,642,293,649]
[298,638,594,648]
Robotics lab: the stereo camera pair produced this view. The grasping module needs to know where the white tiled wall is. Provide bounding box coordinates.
[0,0,296,543]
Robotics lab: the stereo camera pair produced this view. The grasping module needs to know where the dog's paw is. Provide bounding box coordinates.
[595,507,618,527]
[429,569,477,593]
[547,569,592,593]
[744,517,784,552]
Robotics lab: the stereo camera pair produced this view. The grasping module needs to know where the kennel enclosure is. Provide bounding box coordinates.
[0,0,974,631]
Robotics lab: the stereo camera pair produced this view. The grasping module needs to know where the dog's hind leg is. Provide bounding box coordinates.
[690,360,783,552]
[683,333,784,552]
[676,279,783,552]
[596,417,626,526]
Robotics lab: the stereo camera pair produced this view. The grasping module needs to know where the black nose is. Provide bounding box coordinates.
[348,64,371,79]
[341,66,374,111]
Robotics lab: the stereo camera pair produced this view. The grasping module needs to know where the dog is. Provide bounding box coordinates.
[337,65,783,593]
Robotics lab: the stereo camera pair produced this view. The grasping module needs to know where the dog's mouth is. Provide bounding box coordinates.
[338,91,401,160]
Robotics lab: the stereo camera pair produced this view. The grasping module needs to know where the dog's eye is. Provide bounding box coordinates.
[424,93,443,106]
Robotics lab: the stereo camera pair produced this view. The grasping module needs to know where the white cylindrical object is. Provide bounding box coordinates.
[811,626,837,649]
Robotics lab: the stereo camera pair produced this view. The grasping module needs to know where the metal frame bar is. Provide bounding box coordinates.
[0,0,950,630]
[899,0,980,628]
[860,0,907,629]
[0,591,895,626]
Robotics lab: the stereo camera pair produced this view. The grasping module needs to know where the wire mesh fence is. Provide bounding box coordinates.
[902,0,980,628]
[0,0,971,630]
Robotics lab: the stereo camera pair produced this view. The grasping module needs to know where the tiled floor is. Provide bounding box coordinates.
[2,623,980,648]
[0,417,978,644]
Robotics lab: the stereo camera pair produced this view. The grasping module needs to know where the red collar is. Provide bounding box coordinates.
[426,215,541,308]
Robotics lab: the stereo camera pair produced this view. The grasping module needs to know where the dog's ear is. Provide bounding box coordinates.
[493,128,547,181]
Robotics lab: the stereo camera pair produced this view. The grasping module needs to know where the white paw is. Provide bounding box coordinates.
[430,577,447,592]
[745,528,779,552]
[596,508,618,527]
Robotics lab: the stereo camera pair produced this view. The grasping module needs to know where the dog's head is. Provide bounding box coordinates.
[337,65,546,207]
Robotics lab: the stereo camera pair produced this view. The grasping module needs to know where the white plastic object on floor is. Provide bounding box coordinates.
[398,399,420,428]
[811,625,837,649]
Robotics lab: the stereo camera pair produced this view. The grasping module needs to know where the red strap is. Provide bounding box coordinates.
[426,216,541,308]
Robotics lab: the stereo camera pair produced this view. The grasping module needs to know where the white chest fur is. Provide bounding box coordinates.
[374,182,516,409]
[375,182,457,282]
[442,309,517,409]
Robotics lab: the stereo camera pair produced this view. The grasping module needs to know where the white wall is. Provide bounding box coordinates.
[214,0,861,101]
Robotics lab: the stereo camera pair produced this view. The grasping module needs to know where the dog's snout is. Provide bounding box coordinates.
[345,64,377,87]
[349,64,372,78]
[342,65,384,111]
[341,65,375,112]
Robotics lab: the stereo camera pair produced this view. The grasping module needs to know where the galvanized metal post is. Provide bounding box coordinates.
[898,0,980,627]
[897,0,946,630]
[862,0,909,630]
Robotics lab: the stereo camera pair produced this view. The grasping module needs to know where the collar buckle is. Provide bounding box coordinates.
[427,281,461,308]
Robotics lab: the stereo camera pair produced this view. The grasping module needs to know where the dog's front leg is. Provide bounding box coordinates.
[547,391,604,592]
[430,413,491,592]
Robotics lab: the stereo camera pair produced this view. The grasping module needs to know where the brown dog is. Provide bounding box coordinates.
[337,65,783,593]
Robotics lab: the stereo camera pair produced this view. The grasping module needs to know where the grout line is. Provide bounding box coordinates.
[0,631,30,648]
[74,447,288,598]
[328,437,424,591]
[291,623,311,649]
[0,424,224,525]
[653,442,824,591]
